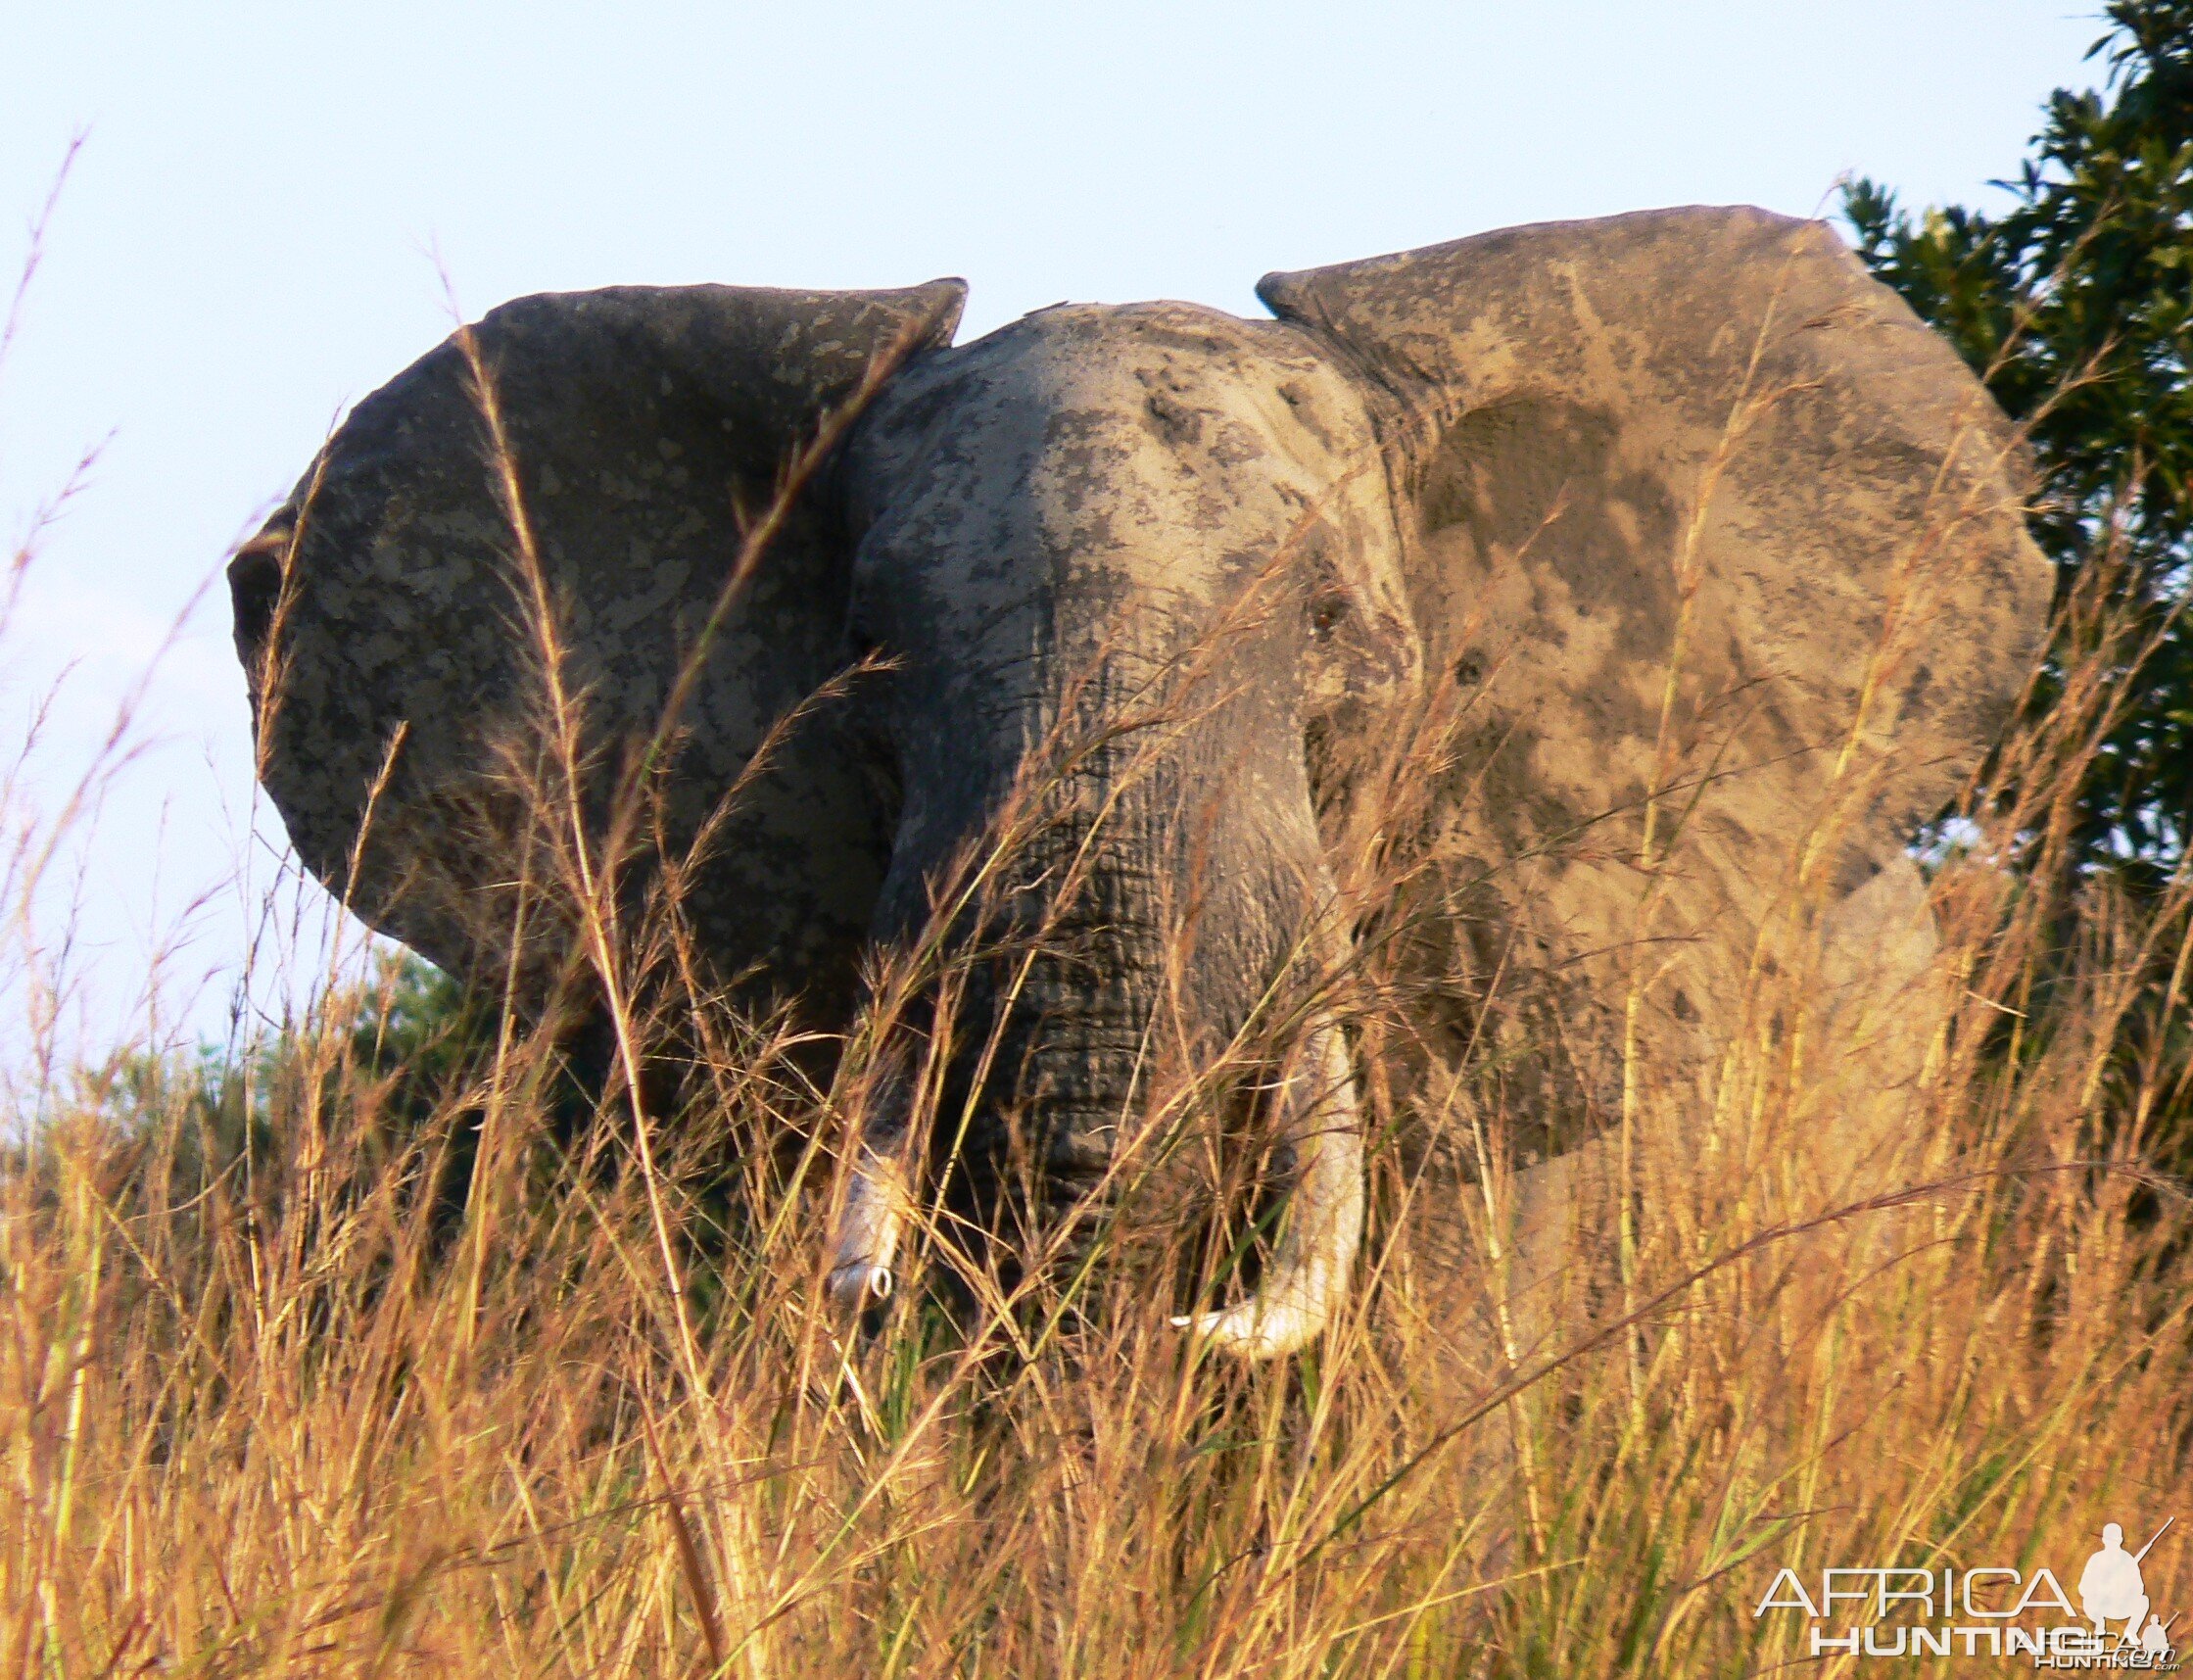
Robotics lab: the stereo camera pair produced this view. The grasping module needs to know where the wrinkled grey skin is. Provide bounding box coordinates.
[832,304,1412,1303]
[232,208,2051,1358]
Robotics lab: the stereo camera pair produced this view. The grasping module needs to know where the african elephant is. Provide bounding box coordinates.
[228,207,2050,1359]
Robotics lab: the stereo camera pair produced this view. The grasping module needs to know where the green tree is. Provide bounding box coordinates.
[1841,0,2193,886]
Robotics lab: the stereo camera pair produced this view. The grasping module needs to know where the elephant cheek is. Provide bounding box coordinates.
[1305,604,1422,717]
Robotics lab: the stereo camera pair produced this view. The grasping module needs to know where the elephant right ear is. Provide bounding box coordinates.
[231,279,965,1026]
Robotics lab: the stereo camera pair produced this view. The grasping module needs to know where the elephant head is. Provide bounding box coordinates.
[232,208,2050,1358]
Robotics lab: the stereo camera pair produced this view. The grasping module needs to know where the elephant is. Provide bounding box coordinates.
[227,206,2050,1361]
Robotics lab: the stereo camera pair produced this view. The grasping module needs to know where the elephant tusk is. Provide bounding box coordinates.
[828,1061,915,1309]
[1173,1012,1364,1359]
[828,1146,910,1307]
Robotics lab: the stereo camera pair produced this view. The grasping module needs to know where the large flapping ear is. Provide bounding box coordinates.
[231,280,965,1027]
[1262,208,2051,1125]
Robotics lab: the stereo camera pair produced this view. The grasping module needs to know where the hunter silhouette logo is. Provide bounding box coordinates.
[1754,1517,2179,1665]
[2082,1522,2165,1647]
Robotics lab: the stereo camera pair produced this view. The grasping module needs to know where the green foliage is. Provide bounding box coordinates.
[82,950,493,1213]
[341,947,496,1128]
[1842,0,2193,883]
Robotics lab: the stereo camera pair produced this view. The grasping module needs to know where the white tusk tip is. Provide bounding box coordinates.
[828,1263,894,1307]
[1171,1299,1323,1360]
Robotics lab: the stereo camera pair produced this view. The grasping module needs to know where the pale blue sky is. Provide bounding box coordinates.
[0,1,2107,1055]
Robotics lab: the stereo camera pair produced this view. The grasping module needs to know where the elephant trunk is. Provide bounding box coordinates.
[825,947,1166,1307]
[829,894,1168,1308]
[827,744,1365,1359]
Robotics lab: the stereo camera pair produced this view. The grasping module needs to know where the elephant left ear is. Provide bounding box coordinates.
[1261,209,2049,929]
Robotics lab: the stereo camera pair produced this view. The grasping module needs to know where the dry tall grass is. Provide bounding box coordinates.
[5,262,2191,1679]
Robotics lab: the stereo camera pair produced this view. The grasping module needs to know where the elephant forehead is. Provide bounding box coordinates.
[852,302,1388,595]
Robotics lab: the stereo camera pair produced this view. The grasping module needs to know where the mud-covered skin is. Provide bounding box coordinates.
[1268,207,2043,995]
[835,303,1415,1223]
[232,207,2051,1350]
[1263,207,2051,1167]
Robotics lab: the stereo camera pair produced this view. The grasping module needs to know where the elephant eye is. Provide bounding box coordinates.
[1310,593,1349,640]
